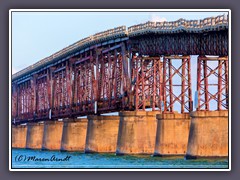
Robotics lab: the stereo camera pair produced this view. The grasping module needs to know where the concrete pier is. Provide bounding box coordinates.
[61,118,88,151]
[26,122,44,149]
[186,110,228,159]
[42,121,64,151]
[154,112,190,156]
[85,115,120,153]
[12,125,27,148]
[116,111,159,155]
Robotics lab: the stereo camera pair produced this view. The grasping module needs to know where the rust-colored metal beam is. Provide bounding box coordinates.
[163,55,193,113]
[196,56,228,111]
[12,39,228,124]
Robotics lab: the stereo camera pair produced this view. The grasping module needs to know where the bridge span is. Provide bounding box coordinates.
[11,14,229,159]
[12,14,228,123]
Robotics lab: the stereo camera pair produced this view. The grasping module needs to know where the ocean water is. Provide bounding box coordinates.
[12,149,228,169]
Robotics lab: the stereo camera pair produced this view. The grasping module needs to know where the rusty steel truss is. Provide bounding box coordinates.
[11,16,229,124]
[163,56,193,113]
[131,56,163,111]
[196,56,228,111]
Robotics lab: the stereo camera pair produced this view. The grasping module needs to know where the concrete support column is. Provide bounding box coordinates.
[154,112,190,156]
[42,121,63,151]
[26,122,44,149]
[116,111,159,155]
[85,115,120,153]
[186,110,228,159]
[61,118,88,152]
[12,125,27,148]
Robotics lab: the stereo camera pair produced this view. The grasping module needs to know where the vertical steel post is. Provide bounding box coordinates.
[218,59,223,110]
[188,58,192,111]
[163,57,167,112]
[203,58,209,110]
[197,56,201,111]
[181,58,186,113]
[152,58,156,111]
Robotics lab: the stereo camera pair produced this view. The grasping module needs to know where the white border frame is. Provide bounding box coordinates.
[9,9,231,171]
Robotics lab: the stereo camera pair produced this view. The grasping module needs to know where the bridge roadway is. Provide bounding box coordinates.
[11,15,229,124]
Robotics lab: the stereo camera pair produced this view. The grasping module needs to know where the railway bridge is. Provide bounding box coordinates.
[11,14,229,159]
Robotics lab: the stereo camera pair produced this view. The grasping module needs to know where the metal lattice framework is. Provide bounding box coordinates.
[11,15,229,124]
[73,54,95,115]
[51,62,72,118]
[17,80,34,120]
[11,83,18,119]
[130,31,228,56]
[131,56,163,111]
[196,56,228,111]
[162,56,193,113]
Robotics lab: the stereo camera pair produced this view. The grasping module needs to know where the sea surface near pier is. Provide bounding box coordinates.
[12,148,228,169]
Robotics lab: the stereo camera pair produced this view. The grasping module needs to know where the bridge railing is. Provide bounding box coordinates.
[128,14,228,36]
[92,26,127,42]
[12,25,127,80]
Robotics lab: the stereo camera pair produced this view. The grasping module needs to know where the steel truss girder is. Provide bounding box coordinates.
[12,40,229,124]
[51,61,73,118]
[71,42,128,116]
[163,55,193,113]
[11,83,18,119]
[74,54,95,114]
[131,56,163,111]
[130,31,228,56]
[196,56,228,111]
[15,79,35,121]
[98,48,123,111]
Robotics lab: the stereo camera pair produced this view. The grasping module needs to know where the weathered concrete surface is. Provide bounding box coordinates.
[116,111,159,155]
[85,116,120,153]
[186,110,228,159]
[42,121,63,151]
[61,118,88,151]
[26,123,44,149]
[12,125,27,148]
[154,112,190,156]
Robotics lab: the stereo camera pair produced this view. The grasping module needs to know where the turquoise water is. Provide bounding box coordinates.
[12,149,228,169]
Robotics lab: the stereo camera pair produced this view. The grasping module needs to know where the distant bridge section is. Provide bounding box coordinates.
[128,15,228,56]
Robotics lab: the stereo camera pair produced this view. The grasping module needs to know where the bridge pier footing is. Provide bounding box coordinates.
[61,118,88,152]
[12,125,27,148]
[116,111,159,155]
[185,111,228,159]
[26,122,44,149]
[42,121,64,151]
[85,115,120,153]
[153,112,190,156]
